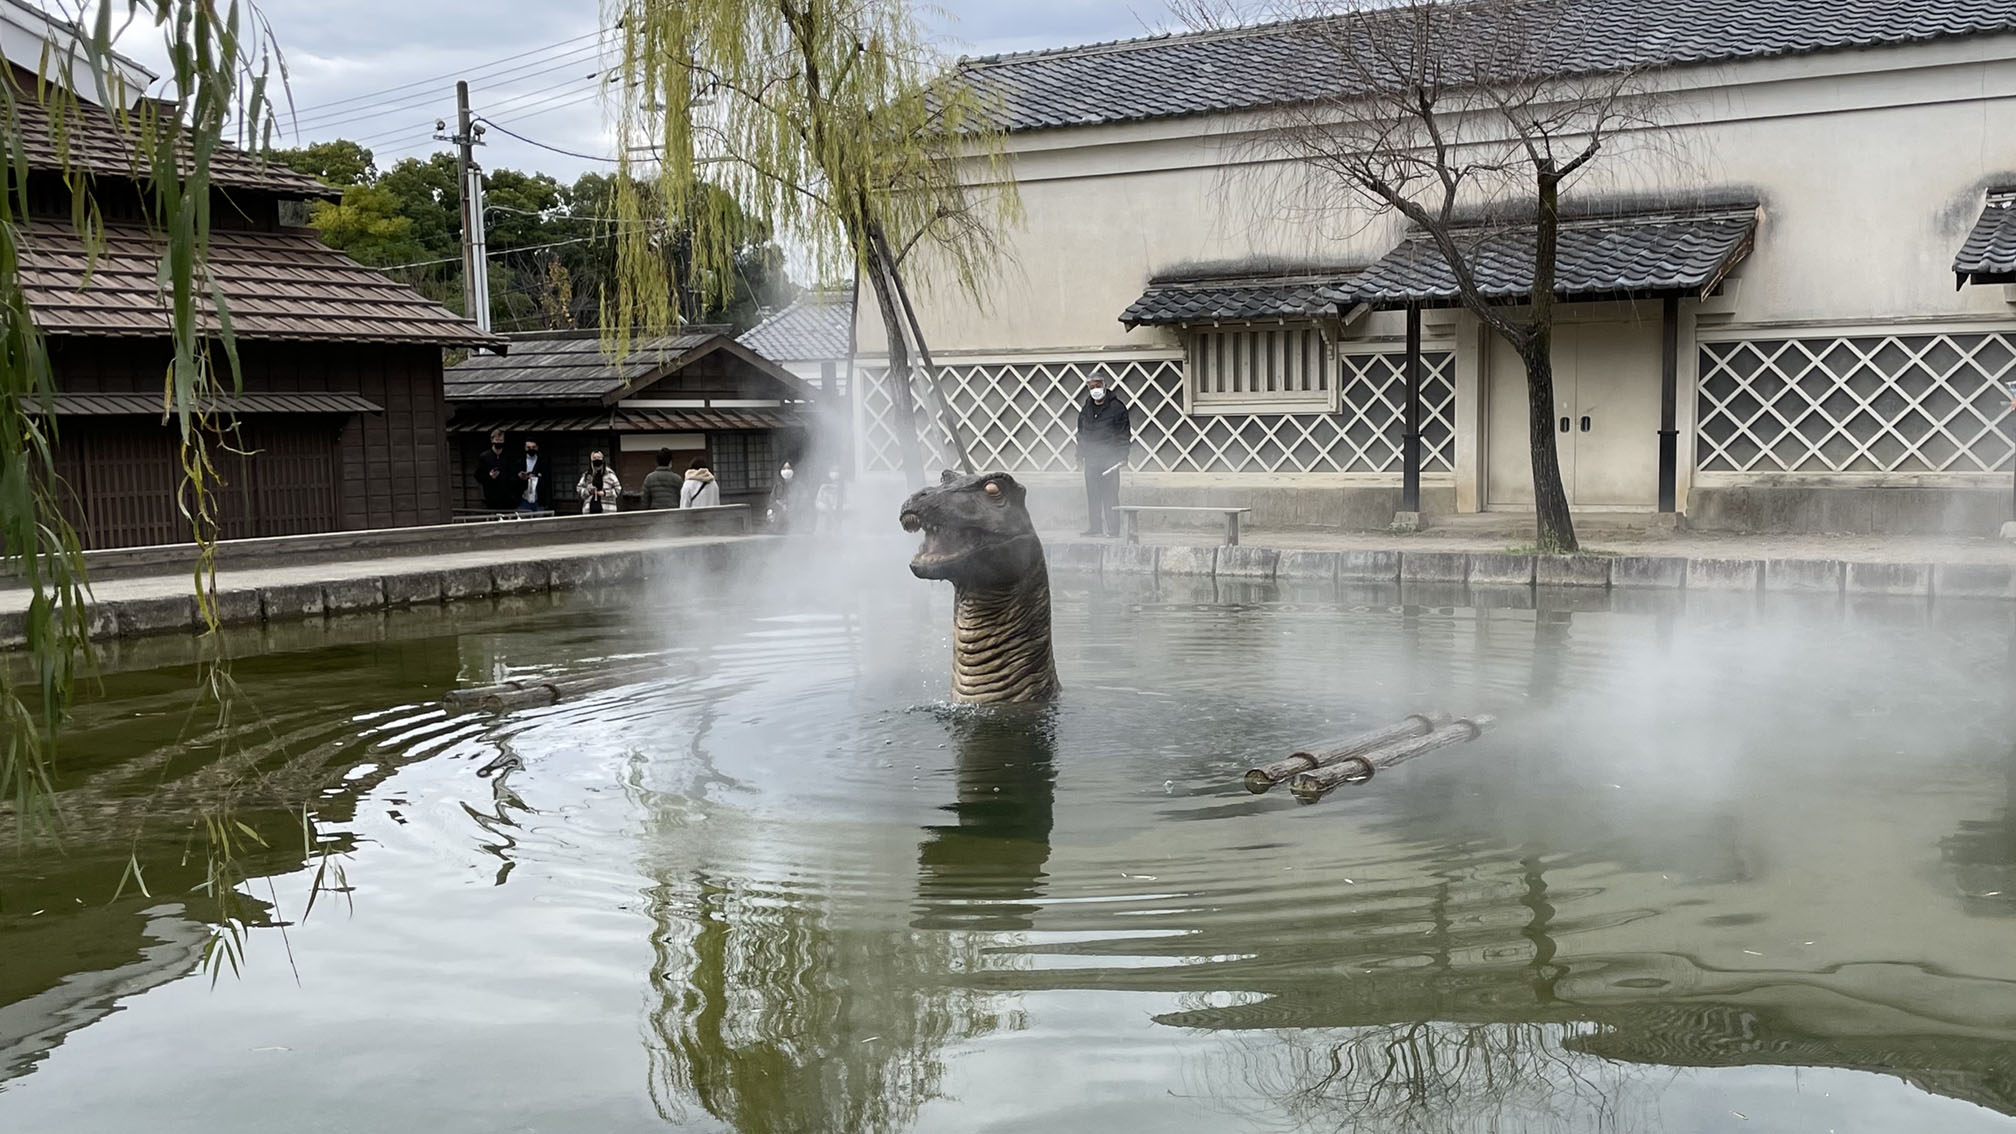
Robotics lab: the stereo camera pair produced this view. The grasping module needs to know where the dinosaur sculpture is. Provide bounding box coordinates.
[899,471,1060,704]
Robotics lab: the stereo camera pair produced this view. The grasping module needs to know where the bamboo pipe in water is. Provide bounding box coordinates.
[1288,715,1495,803]
[1242,712,1451,793]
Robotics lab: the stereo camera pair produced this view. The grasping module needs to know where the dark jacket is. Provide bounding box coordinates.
[475,446,519,510]
[641,467,683,510]
[1076,394,1132,462]
[513,453,553,509]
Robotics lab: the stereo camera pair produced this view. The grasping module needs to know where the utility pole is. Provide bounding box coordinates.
[438,81,490,333]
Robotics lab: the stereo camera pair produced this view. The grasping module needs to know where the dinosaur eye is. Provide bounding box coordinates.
[983,481,1001,498]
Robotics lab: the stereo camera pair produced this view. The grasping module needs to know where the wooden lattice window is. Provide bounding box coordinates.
[1697,333,2016,473]
[711,432,778,493]
[1186,325,1335,413]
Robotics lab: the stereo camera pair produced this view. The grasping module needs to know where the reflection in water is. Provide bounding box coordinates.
[913,707,1057,932]
[639,709,1048,1131]
[462,742,534,887]
[0,635,466,1087]
[1200,1020,1660,1134]
[19,573,2016,1131]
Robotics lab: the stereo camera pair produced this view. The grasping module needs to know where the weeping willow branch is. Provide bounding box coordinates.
[604,0,1021,485]
[0,1,315,977]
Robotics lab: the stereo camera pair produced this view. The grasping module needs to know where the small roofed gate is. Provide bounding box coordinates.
[53,413,345,548]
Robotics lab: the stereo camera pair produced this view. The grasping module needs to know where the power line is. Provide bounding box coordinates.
[341,80,604,153]
[486,203,656,225]
[344,76,611,150]
[290,43,604,133]
[285,31,601,117]
[475,116,621,163]
[372,235,602,272]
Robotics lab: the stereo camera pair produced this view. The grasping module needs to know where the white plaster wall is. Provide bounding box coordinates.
[892,38,2016,355]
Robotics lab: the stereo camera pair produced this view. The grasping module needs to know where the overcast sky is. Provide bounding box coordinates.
[57,1,1181,183]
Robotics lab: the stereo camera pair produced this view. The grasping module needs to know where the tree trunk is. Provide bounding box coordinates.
[1525,167,1579,554]
[860,234,925,488]
[868,220,975,475]
[1519,328,1578,554]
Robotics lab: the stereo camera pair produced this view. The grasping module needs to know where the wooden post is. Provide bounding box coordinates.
[1224,510,1239,547]
[1403,305,1423,514]
[1659,295,1680,513]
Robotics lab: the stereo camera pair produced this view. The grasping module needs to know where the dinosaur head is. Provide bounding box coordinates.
[899,471,1044,587]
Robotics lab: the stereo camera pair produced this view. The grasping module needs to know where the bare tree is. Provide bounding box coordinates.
[1181,0,1656,553]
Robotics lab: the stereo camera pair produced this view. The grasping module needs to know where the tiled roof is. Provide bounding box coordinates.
[1119,273,1356,327]
[38,391,382,416]
[445,330,819,404]
[1954,191,2016,284]
[444,331,725,401]
[12,96,337,199]
[958,0,2016,133]
[20,220,498,346]
[1351,208,1758,307]
[737,289,854,362]
[448,407,801,434]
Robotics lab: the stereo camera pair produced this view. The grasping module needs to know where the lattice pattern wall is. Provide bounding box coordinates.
[860,352,1454,475]
[1698,333,2016,473]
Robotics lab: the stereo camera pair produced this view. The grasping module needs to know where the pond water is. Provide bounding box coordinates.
[4,539,2016,1133]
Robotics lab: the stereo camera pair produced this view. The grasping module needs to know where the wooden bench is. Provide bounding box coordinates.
[1111,505,1253,547]
[451,508,554,523]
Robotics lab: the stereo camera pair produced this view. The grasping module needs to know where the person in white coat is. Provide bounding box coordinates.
[680,456,721,508]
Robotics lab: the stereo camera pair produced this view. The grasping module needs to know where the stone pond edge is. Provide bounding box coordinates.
[8,539,768,647]
[1046,541,2016,603]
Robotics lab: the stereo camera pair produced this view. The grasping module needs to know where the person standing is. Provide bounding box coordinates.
[680,456,721,508]
[640,447,683,510]
[576,450,623,514]
[475,430,519,511]
[813,466,845,533]
[1075,375,1131,536]
[515,439,551,513]
[767,460,797,530]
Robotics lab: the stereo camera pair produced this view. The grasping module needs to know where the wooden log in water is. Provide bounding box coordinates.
[443,660,676,712]
[477,685,562,712]
[1242,712,1450,793]
[1288,715,1495,803]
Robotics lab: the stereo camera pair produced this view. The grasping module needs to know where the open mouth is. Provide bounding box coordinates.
[904,513,987,574]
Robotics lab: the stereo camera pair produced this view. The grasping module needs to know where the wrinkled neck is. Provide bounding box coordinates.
[951,561,1058,704]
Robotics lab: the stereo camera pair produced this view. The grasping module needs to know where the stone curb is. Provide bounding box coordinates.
[21,539,751,646]
[1046,540,2012,607]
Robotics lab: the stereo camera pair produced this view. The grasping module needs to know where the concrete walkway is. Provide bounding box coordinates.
[0,529,763,646]
[1039,525,2016,599]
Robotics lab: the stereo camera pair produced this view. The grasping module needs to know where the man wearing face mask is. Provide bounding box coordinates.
[1075,375,1131,537]
[475,430,519,512]
[515,440,551,514]
[576,450,623,514]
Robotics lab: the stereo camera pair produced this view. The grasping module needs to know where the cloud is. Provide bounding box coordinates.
[51,1,1180,180]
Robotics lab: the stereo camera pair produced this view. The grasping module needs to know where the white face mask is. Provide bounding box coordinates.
[780,468,794,481]
[1089,387,1108,402]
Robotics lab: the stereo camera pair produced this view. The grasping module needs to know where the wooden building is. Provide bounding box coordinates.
[8,2,495,548]
[445,331,822,513]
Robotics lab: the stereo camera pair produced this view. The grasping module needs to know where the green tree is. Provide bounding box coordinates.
[266,138,375,186]
[605,0,1021,484]
[374,153,462,261]
[307,183,427,267]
